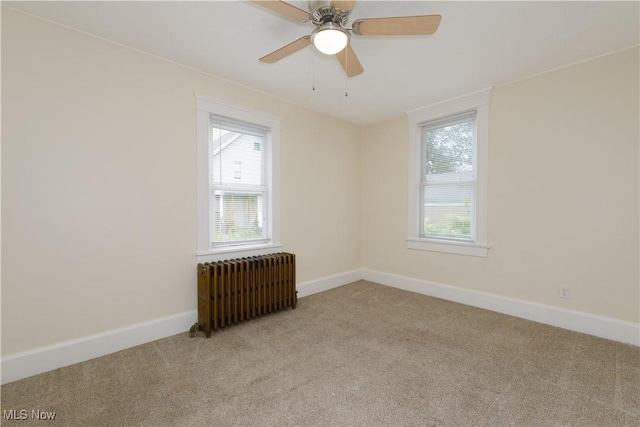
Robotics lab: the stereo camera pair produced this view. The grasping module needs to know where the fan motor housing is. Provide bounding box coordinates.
[309,0,349,26]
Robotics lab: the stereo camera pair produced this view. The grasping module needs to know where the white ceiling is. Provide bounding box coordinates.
[5,1,639,126]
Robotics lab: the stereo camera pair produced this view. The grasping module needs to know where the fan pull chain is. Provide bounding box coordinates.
[312,52,316,92]
[344,49,348,97]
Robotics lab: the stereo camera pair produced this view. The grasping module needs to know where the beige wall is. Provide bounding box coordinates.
[362,47,639,323]
[2,7,638,358]
[1,9,361,355]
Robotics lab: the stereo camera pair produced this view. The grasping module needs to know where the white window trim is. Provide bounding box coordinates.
[407,88,490,257]
[196,93,282,262]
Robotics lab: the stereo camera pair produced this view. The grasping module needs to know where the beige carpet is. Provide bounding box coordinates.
[1,280,639,426]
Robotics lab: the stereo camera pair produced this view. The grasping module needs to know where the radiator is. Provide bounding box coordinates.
[197,252,296,337]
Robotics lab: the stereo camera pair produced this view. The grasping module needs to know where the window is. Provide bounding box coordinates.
[196,94,281,260]
[407,89,489,257]
[232,161,242,180]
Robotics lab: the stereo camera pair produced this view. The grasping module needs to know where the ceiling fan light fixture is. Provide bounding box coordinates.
[311,23,349,55]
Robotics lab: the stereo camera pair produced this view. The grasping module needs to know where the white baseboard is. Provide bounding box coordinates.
[3,268,637,385]
[1,310,197,385]
[297,269,363,298]
[0,270,360,385]
[362,269,640,346]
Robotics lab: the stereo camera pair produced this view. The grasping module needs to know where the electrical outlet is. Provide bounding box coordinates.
[559,287,571,299]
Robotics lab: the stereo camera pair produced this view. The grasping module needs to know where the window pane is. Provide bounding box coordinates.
[424,117,474,177]
[212,192,265,244]
[211,127,264,186]
[422,183,472,240]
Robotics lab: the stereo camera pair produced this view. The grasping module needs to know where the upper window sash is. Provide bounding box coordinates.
[209,116,267,187]
[421,111,477,177]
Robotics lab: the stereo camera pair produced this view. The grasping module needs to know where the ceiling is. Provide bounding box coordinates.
[5,1,639,126]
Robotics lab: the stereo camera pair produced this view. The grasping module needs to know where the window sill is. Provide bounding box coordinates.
[196,243,283,263]
[407,238,488,257]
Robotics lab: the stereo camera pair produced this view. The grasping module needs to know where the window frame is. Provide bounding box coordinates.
[196,94,282,262]
[407,89,490,257]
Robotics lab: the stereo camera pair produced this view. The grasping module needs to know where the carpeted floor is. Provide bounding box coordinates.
[1,280,639,426]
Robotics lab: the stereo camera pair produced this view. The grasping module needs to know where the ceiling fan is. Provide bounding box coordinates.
[252,0,441,77]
